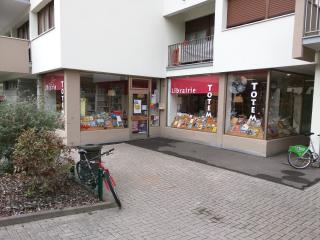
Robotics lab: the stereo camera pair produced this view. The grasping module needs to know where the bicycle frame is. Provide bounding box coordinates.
[288,136,318,159]
[78,152,116,199]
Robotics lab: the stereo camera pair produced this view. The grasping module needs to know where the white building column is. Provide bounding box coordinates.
[64,70,81,146]
[310,52,320,154]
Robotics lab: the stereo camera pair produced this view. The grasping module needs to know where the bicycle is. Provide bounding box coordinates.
[76,148,122,209]
[288,132,320,169]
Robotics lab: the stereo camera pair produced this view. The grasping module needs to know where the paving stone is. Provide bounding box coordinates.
[1,143,320,240]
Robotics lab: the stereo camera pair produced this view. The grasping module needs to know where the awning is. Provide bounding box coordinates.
[44,73,64,91]
[171,75,219,94]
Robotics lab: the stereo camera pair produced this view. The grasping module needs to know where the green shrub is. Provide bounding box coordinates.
[0,99,59,165]
[12,128,73,194]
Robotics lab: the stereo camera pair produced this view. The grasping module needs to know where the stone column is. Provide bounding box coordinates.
[311,52,320,154]
[64,70,81,146]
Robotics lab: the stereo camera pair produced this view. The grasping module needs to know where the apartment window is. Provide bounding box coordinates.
[185,14,214,41]
[17,21,29,40]
[227,0,295,28]
[38,1,54,35]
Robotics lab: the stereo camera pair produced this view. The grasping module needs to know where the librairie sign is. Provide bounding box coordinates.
[171,75,219,95]
[44,74,64,91]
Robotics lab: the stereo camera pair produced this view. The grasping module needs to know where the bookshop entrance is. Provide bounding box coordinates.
[129,78,150,140]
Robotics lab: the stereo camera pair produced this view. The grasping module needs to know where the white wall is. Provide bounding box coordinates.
[311,53,320,154]
[30,0,62,74]
[213,0,310,73]
[60,0,168,78]
[31,29,62,73]
[163,0,212,17]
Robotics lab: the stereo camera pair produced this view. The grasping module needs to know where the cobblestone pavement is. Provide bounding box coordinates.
[1,143,320,240]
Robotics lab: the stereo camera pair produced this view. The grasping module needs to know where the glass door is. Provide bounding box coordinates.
[131,92,149,139]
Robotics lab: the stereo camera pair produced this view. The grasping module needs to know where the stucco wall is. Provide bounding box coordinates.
[30,0,62,74]
[59,0,168,78]
[213,0,311,73]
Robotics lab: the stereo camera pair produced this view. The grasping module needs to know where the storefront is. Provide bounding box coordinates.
[169,75,219,133]
[224,70,313,156]
[78,73,161,140]
[164,74,224,146]
[42,70,162,146]
[40,69,313,157]
[164,71,314,156]
[43,72,65,114]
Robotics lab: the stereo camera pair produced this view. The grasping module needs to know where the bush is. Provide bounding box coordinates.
[12,128,73,194]
[0,99,59,165]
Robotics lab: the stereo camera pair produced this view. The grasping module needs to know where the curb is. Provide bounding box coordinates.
[0,202,116,227]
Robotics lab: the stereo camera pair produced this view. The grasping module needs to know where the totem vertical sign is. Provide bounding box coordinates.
[60,80,64,114]
[206,84,213,118]
[249,82,258,121]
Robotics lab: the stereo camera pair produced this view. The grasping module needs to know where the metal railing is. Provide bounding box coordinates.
[168,35,213,67]
[304,0,320,36]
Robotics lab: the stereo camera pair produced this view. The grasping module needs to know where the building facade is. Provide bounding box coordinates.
[0,0,318,157]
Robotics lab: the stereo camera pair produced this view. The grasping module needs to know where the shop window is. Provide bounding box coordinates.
[267,71,313,139]
[225,71,268,139]
[169,75,219,133]
[38,1,54,35]
[43,72,65,128]
[43,73,64,113]
[80,74,128,131]
[150,79,160,127]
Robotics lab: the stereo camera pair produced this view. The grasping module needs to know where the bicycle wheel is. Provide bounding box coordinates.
[288,151,311,169]
[104,174,122,209]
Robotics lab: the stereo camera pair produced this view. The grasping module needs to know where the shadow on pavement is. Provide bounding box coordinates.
[128,138,320,190]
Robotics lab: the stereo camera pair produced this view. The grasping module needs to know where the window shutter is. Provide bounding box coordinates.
[268,0,295,18]
[227,0,266,28]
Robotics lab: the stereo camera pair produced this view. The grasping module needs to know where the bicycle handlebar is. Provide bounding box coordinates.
[80,148,114,162]
[101,148,114,156]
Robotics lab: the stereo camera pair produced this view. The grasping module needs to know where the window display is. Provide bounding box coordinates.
[267,71,313,139]
[80,74,128,131]
[225,71,268,139]
[169,75,219,133]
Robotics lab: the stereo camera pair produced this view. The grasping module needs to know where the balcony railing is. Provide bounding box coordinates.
[304,0,320,36]
[168,36,213,67]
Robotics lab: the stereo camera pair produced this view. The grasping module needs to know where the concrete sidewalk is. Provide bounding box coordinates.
[1,143,320,240]
[129,138,320,189]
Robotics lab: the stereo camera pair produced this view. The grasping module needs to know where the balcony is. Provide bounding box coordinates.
[303,0,320,49]
[168,36,213,68]
[0,36,30,74]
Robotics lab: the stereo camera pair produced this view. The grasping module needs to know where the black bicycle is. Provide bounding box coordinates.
[76,148,121,209]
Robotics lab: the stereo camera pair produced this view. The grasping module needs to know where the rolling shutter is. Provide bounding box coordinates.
[268,0,295,18]
[227,0,296,28]
[227,0,266,28]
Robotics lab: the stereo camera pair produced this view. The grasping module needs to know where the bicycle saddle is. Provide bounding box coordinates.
[78,149,87,154]
[304,132,314,136]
